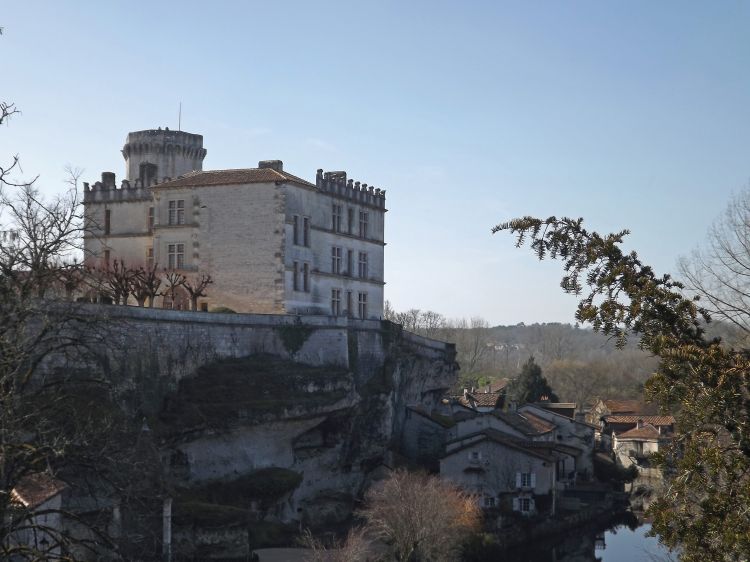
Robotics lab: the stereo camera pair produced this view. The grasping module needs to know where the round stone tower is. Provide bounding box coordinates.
[121,128,207,183]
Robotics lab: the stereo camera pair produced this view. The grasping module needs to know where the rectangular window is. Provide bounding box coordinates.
[347,208,354,234]
[293,261,299,291]
[148,207,154,232]
[359,211,369,238]
[347,249,353,276]
[293,215,299,245]
[520,497,531,512]
[332,204,342,232]
[331,289,341,316]
[303,217,310,247]
[521,472,532,488]
[346,290,353,317]
[104,249,110,267]
[358,252,368,278]
[469,451,481,461]
[358,292,368,319]
[303,262,310,292]
[104,209,111,235]
[484,496,496,508]
[331,246,342,274]
[168,200,185,226]
[168,243,185,269]
[200,302,208,312]
[146,247,154,269]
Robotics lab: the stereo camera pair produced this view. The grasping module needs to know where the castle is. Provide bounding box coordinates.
[83,129,386,317]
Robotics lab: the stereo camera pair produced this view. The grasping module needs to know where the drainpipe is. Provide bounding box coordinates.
[163,497,172,562]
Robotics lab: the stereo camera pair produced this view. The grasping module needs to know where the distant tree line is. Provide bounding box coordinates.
[384,301,656,405]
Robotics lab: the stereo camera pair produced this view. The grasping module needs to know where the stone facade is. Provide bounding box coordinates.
[83,130,386,318]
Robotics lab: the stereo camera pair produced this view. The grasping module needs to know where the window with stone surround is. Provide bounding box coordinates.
[303,217,310,247]
[358,291,368,319]
[331,246,342,274]
[347,208,354,234]
[148,206,154,232]
[167,243,185,269]
[303,262,310,292]
[358,252,368,278]
[331,289,341,316]
[168,200,185,226]
[147,247,154,269]
[293,261,299,291]
[293,215,300,245]
[332,204,342,232]
[104,209,111,235]
[359,210,369,238]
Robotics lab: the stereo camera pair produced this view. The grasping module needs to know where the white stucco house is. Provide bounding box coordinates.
[83,129,386,317]
[440,429,577,516]
[519,403,596,478]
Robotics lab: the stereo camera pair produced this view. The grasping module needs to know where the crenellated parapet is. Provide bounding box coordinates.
[315,169,386,209]
[122,128,206,182]
[83,172,165,203]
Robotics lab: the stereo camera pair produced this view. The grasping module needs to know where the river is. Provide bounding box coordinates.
[498,515,676,562]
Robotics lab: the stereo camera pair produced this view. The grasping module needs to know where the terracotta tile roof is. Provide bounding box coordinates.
[617,424,662,440]
[444,429,557,462]
[12,473,67,509]
[492,410,556,436]
[152,168,316,189]
[469,392,503,408]
[485,378,510,393]
[604,415,675,426]
[602,399,645,414]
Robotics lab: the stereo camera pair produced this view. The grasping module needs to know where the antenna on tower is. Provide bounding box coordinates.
[178,102,182,131]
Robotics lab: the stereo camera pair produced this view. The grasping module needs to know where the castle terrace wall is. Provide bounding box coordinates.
[79,304,454,382]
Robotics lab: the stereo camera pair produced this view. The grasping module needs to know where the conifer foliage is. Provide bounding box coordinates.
[507,356,558,404]
[494,216,750,560]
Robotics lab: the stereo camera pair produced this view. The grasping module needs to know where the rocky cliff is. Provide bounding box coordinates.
[87,306,457,557]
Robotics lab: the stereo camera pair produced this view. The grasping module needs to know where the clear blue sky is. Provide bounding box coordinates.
[2,1,749,325]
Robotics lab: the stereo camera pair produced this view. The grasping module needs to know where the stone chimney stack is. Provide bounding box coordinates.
[258,160,283,172]
[101,172,116,189]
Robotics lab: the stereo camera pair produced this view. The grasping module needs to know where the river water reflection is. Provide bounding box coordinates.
[498,515,675,562]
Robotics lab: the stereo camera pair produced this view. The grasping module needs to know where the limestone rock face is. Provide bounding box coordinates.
[87,306,457,552]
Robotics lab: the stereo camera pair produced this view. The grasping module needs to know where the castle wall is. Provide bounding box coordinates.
[150,182,287,313]
[283,180,385,318]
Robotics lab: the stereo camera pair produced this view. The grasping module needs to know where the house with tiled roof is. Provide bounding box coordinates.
[440,428,577,516]
[520,403,596,478]
[9,473,67,558]
[83,128,386,316]
[612,419,671,471]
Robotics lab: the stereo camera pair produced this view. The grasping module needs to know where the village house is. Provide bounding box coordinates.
[8,473,67,559]
[611,419,673,473]
[440,429,576,516]
[599,414,675,452]
[83,128,386,317]
[519,403,596,478]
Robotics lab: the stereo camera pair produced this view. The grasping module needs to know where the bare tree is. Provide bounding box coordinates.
[101,259,135,305]
[130,263,162,307]
[360,469,481,562]
[300,527,374,562]
[680,185,750,337]
[182,273,213,311]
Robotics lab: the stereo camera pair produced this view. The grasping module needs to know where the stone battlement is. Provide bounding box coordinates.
[122,128,207,161]
[83,172,161,203]
[316,169,386,209]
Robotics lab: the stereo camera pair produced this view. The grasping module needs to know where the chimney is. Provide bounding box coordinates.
[258,160,283,172]
[101,172,116,189]
[637,419,643,429]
